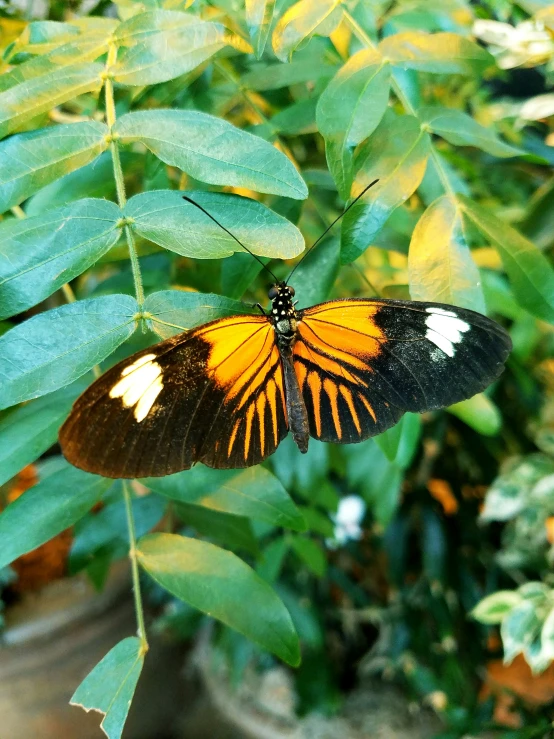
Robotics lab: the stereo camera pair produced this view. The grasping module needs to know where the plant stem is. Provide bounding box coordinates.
[106,44,148,655]
[342,9,456,198]
[104,42,145,307]
[61,283,76,303]
[10,205,26,219]
[123,481,149,654]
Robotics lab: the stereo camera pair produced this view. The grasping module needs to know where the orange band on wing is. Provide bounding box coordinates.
[294,338,363,384]
[228,418,241,458]
[340,385,361,435]
[358,393,377,423]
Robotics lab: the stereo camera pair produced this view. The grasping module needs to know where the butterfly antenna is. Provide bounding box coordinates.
[285,179,379,284]
[182,194,279,283]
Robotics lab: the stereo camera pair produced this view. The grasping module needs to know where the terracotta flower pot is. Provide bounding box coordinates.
[193,631,442,739]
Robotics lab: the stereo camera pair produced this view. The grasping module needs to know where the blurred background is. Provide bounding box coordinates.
[1,0,554,737]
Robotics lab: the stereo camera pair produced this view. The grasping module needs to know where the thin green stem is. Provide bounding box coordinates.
[149,316,189,332]
[104,42,145,307]
[124,225,145,307]
[11,205,26,219]
[61,283,76,303]
[342,9,456,198]
[123,481,149,654]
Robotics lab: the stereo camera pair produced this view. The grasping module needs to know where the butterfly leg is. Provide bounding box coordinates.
[281,348,309,453]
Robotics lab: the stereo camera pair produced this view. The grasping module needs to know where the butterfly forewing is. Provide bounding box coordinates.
[294,298,512,444]
[59,315,288,478]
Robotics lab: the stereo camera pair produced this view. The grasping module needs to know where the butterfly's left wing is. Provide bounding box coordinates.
[60,315,288,478]
[294,298,511,443]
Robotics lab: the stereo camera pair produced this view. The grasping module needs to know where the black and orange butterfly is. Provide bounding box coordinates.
[59,186,512,478]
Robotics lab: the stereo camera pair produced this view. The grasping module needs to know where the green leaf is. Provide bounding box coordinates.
[341,113,430,263]
[290,535,327,577]
[299,506,334,537]
[137,532,301,665]
[501,600,541,664]
[408,194,486,312]
[126,190,304,260]
[8,20,81,58]
[257,538,289,582]
[70,493,166,572]
[114,110,307,199]
[317,49,389,147]
[241,53,338,91]
[418,106,524,158]
[289,236,340,309]
[143,465,306,532]
[322,139,354,203]
[0,30,113,94]
[25,151,141,216]
[317,49,391,197]
[0,63,103,139]
[375,419,404,462]
[394,413,422,469]
[112,10,228,86]
[272,0,342,62]
[419,148,469,203]
[448,393,502,436]
[459,195,554,324]
[540,607,554,662]
[0,198,122,319]
[379,31,493,74]
[472,591,523,625]
[480,456,554,523]
[220,252,267,299]
[175,503,259,556]
[0,294,138,409]
[343,439,402,526]
[0,380,85,487]
[246,0,276,58]
[0,121,109,213]
[271,98,318,136]
[144,290,254,339]
[0,461,112,569]
[71,637,144,739]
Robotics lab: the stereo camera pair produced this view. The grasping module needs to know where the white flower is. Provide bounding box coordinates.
[333,495,366,545]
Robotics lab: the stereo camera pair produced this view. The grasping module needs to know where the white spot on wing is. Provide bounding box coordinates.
[134,376,164,422]
[425,312,470,356]
[426,307,457,318]
[120,353,156,376]
[110,355,163,422]
[425,328,455,357]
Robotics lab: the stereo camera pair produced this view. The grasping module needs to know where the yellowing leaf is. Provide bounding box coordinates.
[272,0,341,62]
[409,194,485,312]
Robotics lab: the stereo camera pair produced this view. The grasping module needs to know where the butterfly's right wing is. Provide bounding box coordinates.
[59,315,288,478]
[293,298,511,444]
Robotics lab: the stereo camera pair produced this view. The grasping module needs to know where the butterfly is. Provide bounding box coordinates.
[59,187,512,479]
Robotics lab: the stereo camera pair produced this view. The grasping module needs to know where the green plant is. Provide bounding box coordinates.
[0,1,553,737]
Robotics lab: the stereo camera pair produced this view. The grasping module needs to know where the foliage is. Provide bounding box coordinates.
[0,0,553,737]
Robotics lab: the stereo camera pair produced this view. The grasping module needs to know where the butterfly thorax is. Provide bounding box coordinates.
[269,283,298,348]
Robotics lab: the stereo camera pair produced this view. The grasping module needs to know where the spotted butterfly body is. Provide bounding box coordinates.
[59,282,512,479]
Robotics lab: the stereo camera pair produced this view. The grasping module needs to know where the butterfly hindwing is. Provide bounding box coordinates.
[294,298,512,444]
[59,315,288,478]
